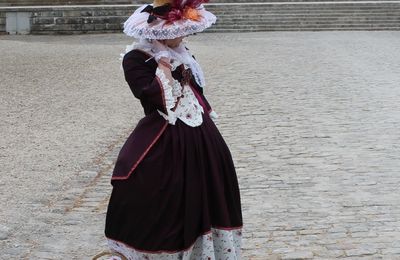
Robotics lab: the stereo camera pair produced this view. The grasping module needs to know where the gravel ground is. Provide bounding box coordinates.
[1,31,400,259]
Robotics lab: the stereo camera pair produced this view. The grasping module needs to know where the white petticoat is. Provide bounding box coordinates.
[106,227,243,260]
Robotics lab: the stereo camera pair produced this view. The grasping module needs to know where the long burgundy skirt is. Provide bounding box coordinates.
[105,112,243,259]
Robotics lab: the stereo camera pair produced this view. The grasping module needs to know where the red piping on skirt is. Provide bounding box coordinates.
[111,121,169,181]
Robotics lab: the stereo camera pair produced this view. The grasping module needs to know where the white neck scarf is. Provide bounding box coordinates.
[120,38,206,88]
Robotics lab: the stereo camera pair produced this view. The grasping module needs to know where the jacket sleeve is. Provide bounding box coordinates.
[122,50,168,115]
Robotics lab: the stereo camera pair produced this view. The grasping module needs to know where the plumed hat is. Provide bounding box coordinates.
[123,0,217,39]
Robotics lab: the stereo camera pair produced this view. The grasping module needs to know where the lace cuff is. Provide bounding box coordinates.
[155,67,183,125]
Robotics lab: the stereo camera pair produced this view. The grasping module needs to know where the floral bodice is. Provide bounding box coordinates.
[155,62,205,127]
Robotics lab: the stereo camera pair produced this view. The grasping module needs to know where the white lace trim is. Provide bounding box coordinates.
[156,67,180,110]
[119,39,207,89]
[123,4,217,40]
[106,227,243,260]
[156,66,204,127]
[171,59,181,72]
[209,110,219,121]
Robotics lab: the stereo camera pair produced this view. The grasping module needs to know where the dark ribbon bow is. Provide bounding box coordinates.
[141,4,172,23]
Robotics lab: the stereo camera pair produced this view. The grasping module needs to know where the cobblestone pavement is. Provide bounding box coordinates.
[1,31,400,259]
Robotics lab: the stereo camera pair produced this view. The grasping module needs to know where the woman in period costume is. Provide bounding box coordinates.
[103,0,243,259]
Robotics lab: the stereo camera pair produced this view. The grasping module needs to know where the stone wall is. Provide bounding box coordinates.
[2,0,395,5]
[0,11,5,33]
[0,0,138,6]
[1,2,400,35]
[3,0,275,6]
[30,6,132,34]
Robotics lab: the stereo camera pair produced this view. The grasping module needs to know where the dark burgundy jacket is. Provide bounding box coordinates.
[111,48,214,182]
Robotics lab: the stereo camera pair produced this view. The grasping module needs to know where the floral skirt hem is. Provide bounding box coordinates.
[106,226,243,260]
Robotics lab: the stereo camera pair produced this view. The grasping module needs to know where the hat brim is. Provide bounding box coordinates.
[123,4,217,39]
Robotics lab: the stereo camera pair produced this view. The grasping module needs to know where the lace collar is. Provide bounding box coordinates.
[120,38,206,88]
